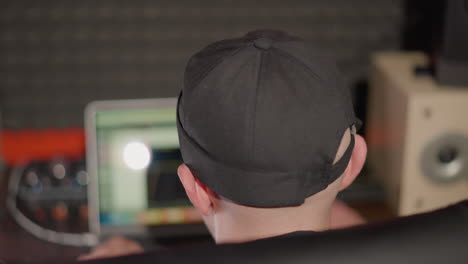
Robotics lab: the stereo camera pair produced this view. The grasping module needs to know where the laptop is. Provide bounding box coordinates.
[85,98,208,245]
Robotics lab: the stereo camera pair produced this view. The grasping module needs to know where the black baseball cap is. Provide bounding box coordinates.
[177,30,361,207]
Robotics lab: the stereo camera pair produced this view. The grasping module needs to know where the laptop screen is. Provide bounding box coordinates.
[94,106,202,228]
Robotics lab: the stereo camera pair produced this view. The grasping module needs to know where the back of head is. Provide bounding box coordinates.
[177,29,361,208]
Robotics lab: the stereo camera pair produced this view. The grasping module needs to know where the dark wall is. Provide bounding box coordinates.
[0,0,403,129]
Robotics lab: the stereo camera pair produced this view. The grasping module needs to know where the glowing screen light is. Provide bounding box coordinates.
[123,141,152,170]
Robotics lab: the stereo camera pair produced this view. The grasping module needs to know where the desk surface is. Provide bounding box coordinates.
[0,213,88,263]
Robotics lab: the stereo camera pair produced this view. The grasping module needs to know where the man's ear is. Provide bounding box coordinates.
[177,164,214,216]
[340,134,367,191]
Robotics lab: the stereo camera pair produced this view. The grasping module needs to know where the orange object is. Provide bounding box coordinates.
[52,203,69,222]
[0,128,85,166]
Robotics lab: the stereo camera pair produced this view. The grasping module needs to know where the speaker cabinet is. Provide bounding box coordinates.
[367,52,468,216]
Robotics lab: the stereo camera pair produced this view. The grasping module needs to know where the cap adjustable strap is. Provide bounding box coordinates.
[324,126,356,185]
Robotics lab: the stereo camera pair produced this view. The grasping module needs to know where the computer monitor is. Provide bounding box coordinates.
[85,98,205,241]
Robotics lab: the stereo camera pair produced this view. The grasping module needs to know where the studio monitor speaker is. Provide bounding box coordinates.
[367,52,468,216]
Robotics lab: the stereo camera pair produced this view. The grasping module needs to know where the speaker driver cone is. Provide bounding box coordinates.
[421,134,468,183]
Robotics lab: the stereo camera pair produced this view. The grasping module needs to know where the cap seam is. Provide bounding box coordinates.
[270,46,325,116]
[273,47,354,169]
[271,47,323,82]
[189,46,245,89]
[250,49,265,162]
[272,46,352,127]
[182,46,246,126]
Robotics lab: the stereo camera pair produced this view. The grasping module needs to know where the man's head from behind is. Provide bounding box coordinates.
[176,30,367,243]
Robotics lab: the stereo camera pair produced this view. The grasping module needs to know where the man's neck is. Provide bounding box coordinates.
[211,203,332,244]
